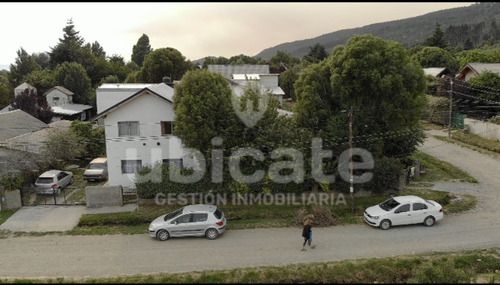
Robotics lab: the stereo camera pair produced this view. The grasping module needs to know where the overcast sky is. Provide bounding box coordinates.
[0,2,474,67]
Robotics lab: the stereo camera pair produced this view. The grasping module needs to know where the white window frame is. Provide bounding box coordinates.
[118,121,139,136]
[121,160,142,174]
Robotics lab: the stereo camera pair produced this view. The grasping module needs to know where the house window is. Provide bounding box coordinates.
[121,160,142,174]
[162,159,183,168]
[118,121,139,136]
[53,97,59,106]
[161,121,174,135]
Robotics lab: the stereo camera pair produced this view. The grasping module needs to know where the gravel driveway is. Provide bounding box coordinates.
[1,130,499,279]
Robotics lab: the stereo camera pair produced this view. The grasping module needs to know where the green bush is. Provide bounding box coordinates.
[135,162,315,199]
[0,173,24,191]
[427,96,451,126]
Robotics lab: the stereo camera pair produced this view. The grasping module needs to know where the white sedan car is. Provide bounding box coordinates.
[364,195,443,230]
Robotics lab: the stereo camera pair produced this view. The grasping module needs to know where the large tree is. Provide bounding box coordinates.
[303,43,329,64]
[23,69,57,98]
[8,48,42,87]
[54,62,93,105]
[173,69,241,153]
[295,34,427,159]
[131,34,153,67]
[424,23,449,49]
[0,71,11,109]
[138,47,192,82]
[410,46,459,73]
[49,19,86,68]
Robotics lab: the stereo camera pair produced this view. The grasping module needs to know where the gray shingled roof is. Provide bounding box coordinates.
[0,110,48,142]
[207,65,270,79]
[2,120,72,154]
[466,63,500,75]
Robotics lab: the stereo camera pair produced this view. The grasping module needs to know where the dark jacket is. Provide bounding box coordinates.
[302,224,312,238]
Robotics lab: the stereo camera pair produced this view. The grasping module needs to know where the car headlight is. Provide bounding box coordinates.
[372,216,379,220]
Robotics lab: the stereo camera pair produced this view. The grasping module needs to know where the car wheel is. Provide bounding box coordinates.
[69,177,75,185]
[424,216,435,227]
[206,228,219,240]
[380,219,391,230]
[156,229,169,241]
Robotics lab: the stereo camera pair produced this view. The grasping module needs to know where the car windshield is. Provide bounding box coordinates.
[36,177,54,184]
[88,163,106,169]
[379,198,401,211]
[164,208,183,221]
[425,199,435,206]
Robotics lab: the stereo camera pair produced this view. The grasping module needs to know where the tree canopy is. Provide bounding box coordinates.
[295,34,427,159]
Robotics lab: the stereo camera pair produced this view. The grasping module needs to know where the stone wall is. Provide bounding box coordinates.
[85,186,123,208]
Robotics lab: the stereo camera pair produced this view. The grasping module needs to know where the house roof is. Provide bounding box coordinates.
[208,65,270,78]
[2,120,72,154]
[44,86,74,96]
[0,109,48,142]
[51,103,93,115]
[459,63,500,77]
[91,83,174,121]
[423,67,450,78]
[14,82,36,95]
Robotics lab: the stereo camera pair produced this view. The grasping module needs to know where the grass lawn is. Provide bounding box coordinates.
[0,210,16,226]
[410,150,478,183]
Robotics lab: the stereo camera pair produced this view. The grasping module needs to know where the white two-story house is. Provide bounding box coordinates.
[92,83,194,188]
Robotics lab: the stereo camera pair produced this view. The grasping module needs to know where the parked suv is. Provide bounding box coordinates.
[149,204,227,241]
[35,170,74,195]
[83,158,108,182]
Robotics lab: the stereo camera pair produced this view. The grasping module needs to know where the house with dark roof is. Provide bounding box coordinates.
[44,86,93,121]
[456,63,500,81]
[92,83,195,188]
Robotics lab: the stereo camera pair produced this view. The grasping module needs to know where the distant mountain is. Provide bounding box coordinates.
[0,64,9,71]
[255,3,500,60]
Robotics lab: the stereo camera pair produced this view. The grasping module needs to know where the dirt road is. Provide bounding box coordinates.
[1,130,499,279]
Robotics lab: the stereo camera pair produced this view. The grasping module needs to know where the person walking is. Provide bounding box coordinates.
[301,218,315,251]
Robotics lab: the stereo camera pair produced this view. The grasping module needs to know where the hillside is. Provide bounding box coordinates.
[255,3,500,60]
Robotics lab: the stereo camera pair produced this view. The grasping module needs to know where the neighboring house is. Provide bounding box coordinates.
[456,63,500,82]
[14,82,36,96]
[0,109,48,143]
[208,64,285,106]
[92,83,195,189]
[0,110,49,176]
[44,86,93,121]
[423,67,451,78]
[0,110,71,154]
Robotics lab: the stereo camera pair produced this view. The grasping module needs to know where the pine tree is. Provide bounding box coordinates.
[131,34,153,67]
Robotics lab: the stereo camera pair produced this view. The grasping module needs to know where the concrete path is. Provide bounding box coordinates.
[0,203,138,232]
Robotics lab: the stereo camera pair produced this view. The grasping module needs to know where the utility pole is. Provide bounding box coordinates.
[448,77,454,138]
[349,108,354,214]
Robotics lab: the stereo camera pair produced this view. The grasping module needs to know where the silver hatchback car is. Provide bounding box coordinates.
[35,170,74,195]
[149,204,227,241]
